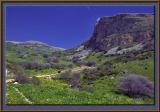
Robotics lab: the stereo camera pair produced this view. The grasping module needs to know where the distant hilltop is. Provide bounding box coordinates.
[6,40,65,51]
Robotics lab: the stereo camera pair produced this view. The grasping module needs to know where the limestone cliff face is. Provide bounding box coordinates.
[84,13,154,51]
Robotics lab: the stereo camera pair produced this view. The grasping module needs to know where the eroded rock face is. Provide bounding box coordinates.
[67,49,91,60]
[84,13,154,51]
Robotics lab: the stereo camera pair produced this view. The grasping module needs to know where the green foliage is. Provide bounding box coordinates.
[25,68,58,77]
[6,42,154,105]
[6,78,154,104]
[85,52,115,65]
[114,58,154,81]
[6,85,30,104]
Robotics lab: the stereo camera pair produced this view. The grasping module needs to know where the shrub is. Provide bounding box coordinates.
[51,63,65,69]
[82,69,98,81]
[47,56,59,63]
[31,76,41,85]
[70,79,80,88]
[58,70,61,73]
[41,63,51,69]
[19,61,41,70]
[15,74,31,84]
[117,74,154,97]
[75,60,86,66]
[14,65,31,84]
[72,72,81,80]
[17,51,26,58]
[86,61,96,67]
[74,60,96,67]
[43,53,49,58]
[83,68,99,75]
[98,61,119,75]
[102,61,113,68]
[19,61,53,70]
[89,68,99,75]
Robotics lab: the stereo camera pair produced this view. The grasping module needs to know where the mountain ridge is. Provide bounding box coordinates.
[83,13,154,52]
[6,40,65,51]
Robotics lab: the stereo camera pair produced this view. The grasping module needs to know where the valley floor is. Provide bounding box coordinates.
[6,51,155,105]
[6,78,154,104]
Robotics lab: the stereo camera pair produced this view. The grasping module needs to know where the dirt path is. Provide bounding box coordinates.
[72,66,95,72]
[35,66,95,78]
[12,86,33,104]
[6,66,96,81]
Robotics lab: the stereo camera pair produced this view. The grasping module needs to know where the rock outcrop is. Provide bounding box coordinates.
[84,13,154,52]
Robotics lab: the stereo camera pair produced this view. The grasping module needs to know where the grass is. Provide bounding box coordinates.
[6,52,30,63]
[85,52,115,65]
[114,57,154,81]
[25,68,58,77]
[59,60,77,68]
[6,85,30,104]
[5,49,155,105]
[6,77,154,104]
[86,51,154,81]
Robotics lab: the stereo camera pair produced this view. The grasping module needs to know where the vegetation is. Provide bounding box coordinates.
[5,41,155,105]
[6,77,154,104]
[117,74,154,97]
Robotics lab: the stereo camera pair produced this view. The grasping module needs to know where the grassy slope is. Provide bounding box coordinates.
[85,52,115,65]
[114,58,154,81]
[6,50,155,104]
[6,85,29,104]
[86,52,154,81]
[25,68,58,77]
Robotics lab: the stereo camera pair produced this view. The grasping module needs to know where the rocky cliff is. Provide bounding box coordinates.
[84,13,154,52]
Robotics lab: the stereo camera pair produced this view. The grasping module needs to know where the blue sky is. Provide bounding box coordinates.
[5,5,154,49]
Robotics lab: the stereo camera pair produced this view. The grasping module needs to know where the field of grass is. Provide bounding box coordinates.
[6,49,155,105]
[6,85,29,104]
[86,51,154,81]
[114,57,154,81]
[25,68,58,77]
[85,52,115,65]
[6,75,154,105]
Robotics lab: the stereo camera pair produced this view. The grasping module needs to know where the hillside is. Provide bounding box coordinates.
[6,13,155,105]
[6,40,65,53]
